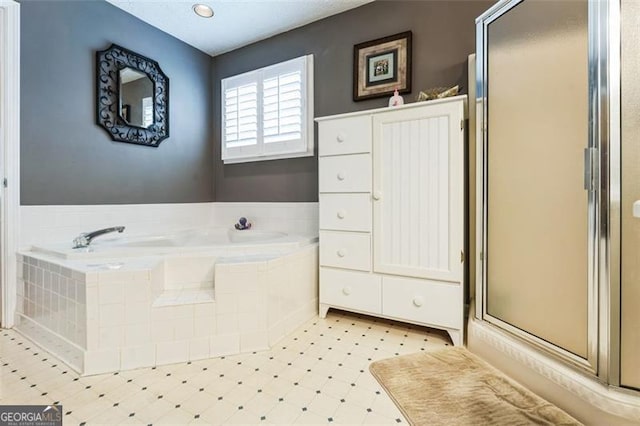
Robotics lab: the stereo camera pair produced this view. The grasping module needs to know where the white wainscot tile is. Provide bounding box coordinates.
[229,269,260,292]
[99,326,124,349]
[216,313,238,334]
[240,331,269,353]
[194,316,216,338]
[124,323,151,346]
[98,282,124,305]
[213,270,234,294]
[151,320,174,343]
[238,312,262,334]
[99,304,125,327]
[133,270,150,281]
[210,334,239,357]
[86,319,99,350]
[98,271,136,284]
[268,321,285,347]
[194,302,216,318]
[125,301,150,325]
[165,257,215,287]
[85,272,98,286]
[237,291,261,314]
[120,345,155,370]
[76,283,86,303]
[215,293,238,315]
[156,340,188,365]
[173,317,194,340]
[127,282,150,302]
[85,287,99,322]
[84,349,120,375]
[189,338,210,361]
[169,305,194,320]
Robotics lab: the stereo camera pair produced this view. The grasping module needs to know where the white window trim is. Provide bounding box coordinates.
[221,54,314,164]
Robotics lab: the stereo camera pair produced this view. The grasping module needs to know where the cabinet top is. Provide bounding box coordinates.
[315,94,468,122]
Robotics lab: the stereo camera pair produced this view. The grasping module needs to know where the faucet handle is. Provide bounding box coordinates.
[72,233,89,249]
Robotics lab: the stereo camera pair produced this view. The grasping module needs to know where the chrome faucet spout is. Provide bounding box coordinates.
[73,226,125,249]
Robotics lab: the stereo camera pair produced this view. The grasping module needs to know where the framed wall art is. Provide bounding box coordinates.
[353,31,412,101]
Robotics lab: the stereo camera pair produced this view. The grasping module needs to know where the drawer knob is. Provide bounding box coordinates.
[336,133,345,143]
[373,191,382,201]
[413,296,424,307]
[337,172,346,181]
[337,210,346,219]
[337,249,347,258]
[342,286,352,295]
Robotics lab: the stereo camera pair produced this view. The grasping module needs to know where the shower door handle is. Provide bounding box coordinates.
[584,147,598,192]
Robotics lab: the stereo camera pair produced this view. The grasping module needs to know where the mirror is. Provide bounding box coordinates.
[96,44,169,147]
[119,67,154,128]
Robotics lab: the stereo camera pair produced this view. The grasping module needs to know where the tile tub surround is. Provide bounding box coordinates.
[20,202,319,248]
[14,244,319,376]
[211,202,319,237]
[19,203,215,248]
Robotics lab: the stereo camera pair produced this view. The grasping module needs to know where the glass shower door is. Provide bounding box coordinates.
[479,0,593,366]
[621,0,640,391]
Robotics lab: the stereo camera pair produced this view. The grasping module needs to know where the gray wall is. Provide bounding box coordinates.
[212,0,494,202]
[20,0,214,205]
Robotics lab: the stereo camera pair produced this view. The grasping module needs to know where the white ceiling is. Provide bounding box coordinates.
[106,0,374,57]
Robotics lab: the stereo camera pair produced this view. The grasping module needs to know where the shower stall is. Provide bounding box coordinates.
[472,0,640,423]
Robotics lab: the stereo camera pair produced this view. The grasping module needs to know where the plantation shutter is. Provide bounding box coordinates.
[222,75,259,159]
[221,55,313,163]
[142,97,153,128]
[262,65,305,154]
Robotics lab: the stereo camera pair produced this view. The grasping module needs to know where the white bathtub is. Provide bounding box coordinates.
[17,227,319,375]
[31,228,316,259]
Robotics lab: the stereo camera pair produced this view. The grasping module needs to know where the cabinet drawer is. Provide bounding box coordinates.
[319,154,371,193]
[319,194,371,232]
[319,115,371,156]
[382,276,462,329]
[319,231,371,271]
[320,267,381,313]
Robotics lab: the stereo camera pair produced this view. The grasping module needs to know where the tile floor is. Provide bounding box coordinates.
[0,310,452,425]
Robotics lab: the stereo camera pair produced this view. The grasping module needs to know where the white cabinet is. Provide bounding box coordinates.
[318,115,372,156]
[319,231,371,271]
[316,96,466,346]
[372,102,464,283]
[319,268,382,313]
[319,194,372,232]
[318,154,371,193]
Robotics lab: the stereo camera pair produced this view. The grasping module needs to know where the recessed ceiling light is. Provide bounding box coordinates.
[193,4,214,18]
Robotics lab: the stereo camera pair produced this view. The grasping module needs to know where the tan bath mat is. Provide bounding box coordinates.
[369,347,582,426]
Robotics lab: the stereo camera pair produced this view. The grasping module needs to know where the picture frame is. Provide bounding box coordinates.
[353,31,412,101]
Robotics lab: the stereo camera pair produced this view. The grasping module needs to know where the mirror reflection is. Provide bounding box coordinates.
[119,67,154,128]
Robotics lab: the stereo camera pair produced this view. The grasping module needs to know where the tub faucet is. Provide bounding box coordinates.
[73,226,125,249]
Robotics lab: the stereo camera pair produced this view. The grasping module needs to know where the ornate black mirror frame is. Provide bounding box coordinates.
[96,44,169,147]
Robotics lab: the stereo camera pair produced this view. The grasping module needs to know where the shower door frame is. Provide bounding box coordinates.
[475,0,619,378]
[0,0,21,329]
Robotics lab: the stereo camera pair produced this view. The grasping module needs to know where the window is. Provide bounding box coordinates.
[142,97,153,128]
[221,55,314,163]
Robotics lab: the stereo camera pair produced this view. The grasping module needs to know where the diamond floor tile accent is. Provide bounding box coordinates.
[0,310,452,425]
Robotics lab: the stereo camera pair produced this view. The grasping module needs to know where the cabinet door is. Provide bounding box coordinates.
[372,101,464,282]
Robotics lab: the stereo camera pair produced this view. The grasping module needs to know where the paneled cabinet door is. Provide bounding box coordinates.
[372,102,464,282]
